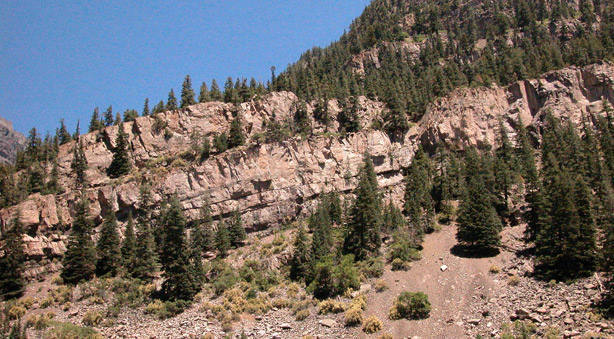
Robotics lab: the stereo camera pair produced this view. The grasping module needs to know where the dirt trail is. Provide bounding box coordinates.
[356,224,515,338]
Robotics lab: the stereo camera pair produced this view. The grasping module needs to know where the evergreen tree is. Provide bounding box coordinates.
[123,109,138,122]
[142,98,150,116]
[27,164,44,194]
[160,198,198,301]
[228,116,245,148]
[180,75,196,108]
[343,154,382,261]
[210,79,222,101]
[403,146,435,235]
[535,170,598,280]
[310,257,335,299]
[58,119,72,145]
[132,185,158,281]
[293,101,311,135]
[166,89,178,110]
[384,96,410,141]
[107,123,132,178]
[198,82,210,103]
[337,97,360,134]
[45,160,61,194]
[71,140,88,187]
[96,212,122,277]
[88,107,103,132]
[121,212,137,273]
[104,106,114,126]
[215,221,231,257]
[310,204,332,262]
[132,220,158,281]
[228,211,246,247]
[289,226,310,281]
[61,198,96,285]
[382,201,405,233]
[114,112,121,125]
[200,137,211,161]
[153,100,165,114]
[0,214,25,300]
[214,133,229,153]
[456,148,502,252]
[223,77,237,103]
[494,120,518,219]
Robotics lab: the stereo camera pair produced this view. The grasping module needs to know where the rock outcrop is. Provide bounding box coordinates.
[1,62,613,276]
[0,116,25,164]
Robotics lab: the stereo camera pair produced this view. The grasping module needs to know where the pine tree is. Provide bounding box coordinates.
[198,82,210,103]
[160,198,198,301]
[71,140,88,187]
[382,201,405,233]
[104,106,114,126]
[310,257,335,299]
[96,212,122,277]
[132,185,158,281]
[290,226,310,281]
[535,170,598,280]
[384,96,409,141]
[494,120,518,219]
[215,222,231,257]
[123,109,138,122]
[114,112,121,125]
[310,204,332,262]
[57,119,72,145]
[89,107,103,132]
[293,101,311,135]
[0,214,25,300]
[121,212,137,273]
[166,89,178,110]
[28,163,44,194]
[210,79,222,101]
[403,147,435,235]
[223,77,236,103]
[228,116,245,148]
[45,160,61,194]
[200,137,211,161]
[228,210,246,247]
[343,154,382,261]
[337,97,360,134]
[153,100,165,114]
[61,198,96,284]
[456,148,502,252]
[107,123,132,178]
[142,98,150,116]
[180,75,196,108]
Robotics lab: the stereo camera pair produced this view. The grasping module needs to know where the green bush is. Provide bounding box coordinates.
[362,315,382,334]
[344,306,363,326]
[44,321,102,339]
[391,258,410,271]
[389,235,421,263]
[389,292,431,320]
[358,257,384,278]
[295,309,310,321]
[318,299,346,314]
[82,310,103,327]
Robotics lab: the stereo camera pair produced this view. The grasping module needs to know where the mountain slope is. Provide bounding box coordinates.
[1,62,612,279]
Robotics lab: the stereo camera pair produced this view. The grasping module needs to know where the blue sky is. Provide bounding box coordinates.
[0,1,370,135]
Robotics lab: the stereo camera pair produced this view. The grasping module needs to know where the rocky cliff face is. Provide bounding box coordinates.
[1,62,613,279]
[0,116,25,165]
